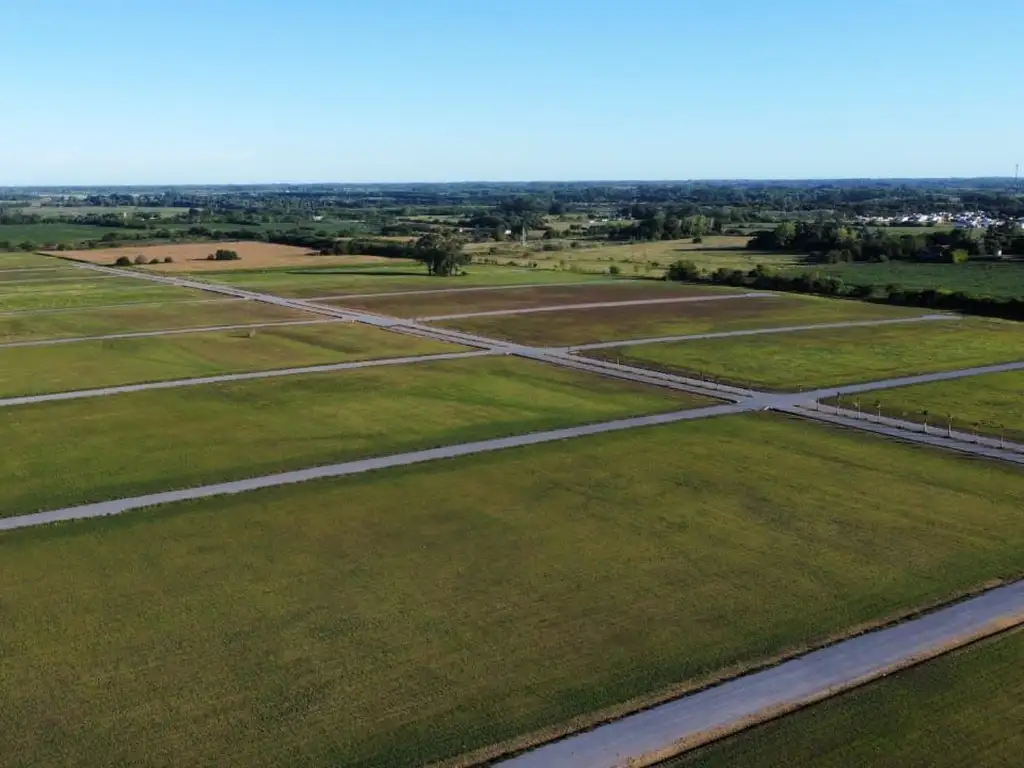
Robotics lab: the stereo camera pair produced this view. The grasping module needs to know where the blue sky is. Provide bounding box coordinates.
[3,0,1022,184]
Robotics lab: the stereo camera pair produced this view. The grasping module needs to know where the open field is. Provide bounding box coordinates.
[50,240,318,268]
[0,222,124,246]
[328,281,740,318]
[20,205,191,218]
[0,322,458,396]
[0,251,70,268]
[0,267,85,282]
[0,299,313,343]
[595,318,1024,390]
[671,629,1024,768]
[866,370,1024,443]
[1,415,1022,767]
[788,260,1024,299]
[207,264,611,298]
[0,277,208,312]
[440,294,927,347]
[0,356,706,515]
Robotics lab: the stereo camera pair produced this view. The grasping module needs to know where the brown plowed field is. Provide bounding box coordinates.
[437,295,925,346]
[326,282,740,318]
[48,242,400,272]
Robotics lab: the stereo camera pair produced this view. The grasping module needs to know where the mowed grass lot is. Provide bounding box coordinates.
[793,259,1024,299]
[596,318,1024,390]
[204,264,611,298]
[440,294,926,346]
[0,276,208,312]
[0,299,313,343]
[0,267,86,282]
[869,370,1024,443]
[0,323,458,397]
[327,281,740,318]
[672,629,1024,768]
[1,357,707,515]
[1,415,1022,766]
[0,251,67,268]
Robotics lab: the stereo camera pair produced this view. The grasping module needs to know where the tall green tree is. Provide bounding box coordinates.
[413,233,470,276]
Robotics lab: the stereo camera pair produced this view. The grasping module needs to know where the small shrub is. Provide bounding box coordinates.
[692,236,703,244]
[133,254,148,265]
[206,254,216,261]
[114,256,132,267]
[148,258,160,264]
[213,249,241,261]
[608,265,621,275]
[163,256,173,263]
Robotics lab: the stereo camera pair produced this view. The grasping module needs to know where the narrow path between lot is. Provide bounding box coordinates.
[416,292,772,321]
[0,318,347,349]
[0,402,749,532]
[0,349,495,407]
[563,314,960,352]
[499,580,1024,768]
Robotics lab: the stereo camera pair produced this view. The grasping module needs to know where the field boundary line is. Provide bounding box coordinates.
[563,313,960,351]
[418,292,772,321]
[0,402,746,532]
[0,318,348,349]
[0,349,494,408]
[491,580,1024,768]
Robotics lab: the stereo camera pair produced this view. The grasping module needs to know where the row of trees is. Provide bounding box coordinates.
[666,261,1024,320]
[749,221,1024,262]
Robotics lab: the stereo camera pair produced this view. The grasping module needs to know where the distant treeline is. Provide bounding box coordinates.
[666,261,1024,321]
[749,220,1024,262]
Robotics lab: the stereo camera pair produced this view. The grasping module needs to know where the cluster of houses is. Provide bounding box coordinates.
[854,212,1023,229]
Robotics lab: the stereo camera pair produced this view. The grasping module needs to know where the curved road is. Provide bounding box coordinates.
[500,580,1024,768]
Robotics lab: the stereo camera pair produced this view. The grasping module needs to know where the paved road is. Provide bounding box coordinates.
[418,292,772,322]
[564,314,960,352]
[0,349,494,408]
[0,402,748,532]
[500,580,1024,768]
[799,361,1024,401]
[782,405,1024,464]
[308,279,621,302]
[0,318,346,349]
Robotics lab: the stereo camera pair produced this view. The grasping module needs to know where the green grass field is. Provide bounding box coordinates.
[0,222,125,246]
[204,264,611,297]
[0,300,312,343]
[595,318,1024,390]
[0,267,85,282]
[786,260,1024,299]
[1,356,705,515]
[0,277,208,312]
[0,322,458,396]
[441,295,925,346]
[1,415,1022,767]
[0,251,72,268]
[671,629,1024,768]
[866,370,1024,443]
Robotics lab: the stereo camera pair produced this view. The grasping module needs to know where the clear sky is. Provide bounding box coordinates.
[3,0,1022,184]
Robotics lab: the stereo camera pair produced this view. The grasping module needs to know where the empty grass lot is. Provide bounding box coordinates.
[204,265,610,298]
[0,268,85,282]
[440,294,925,346]
[328,281,738,318]
[0,300,314,343]
[593,318,1024,390]
[792,259,1024,299]
[0,323,458,397]
[671,629,1024,768]
[0,251,65,268]
[0,277,208,312]
[867,370,1024,443]
[1,415,1022,767]
[0,356,707,515]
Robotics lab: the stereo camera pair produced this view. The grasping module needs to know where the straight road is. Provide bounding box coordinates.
[0,349,494,408]
[0,318,347,349]
[500,580,1024,768]
[417,292,771,321]
[0,402,748,532]
[564,314,959,352]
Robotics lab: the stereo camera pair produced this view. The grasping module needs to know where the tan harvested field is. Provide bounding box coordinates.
[328,281,741,318]
[48,242,408,272]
